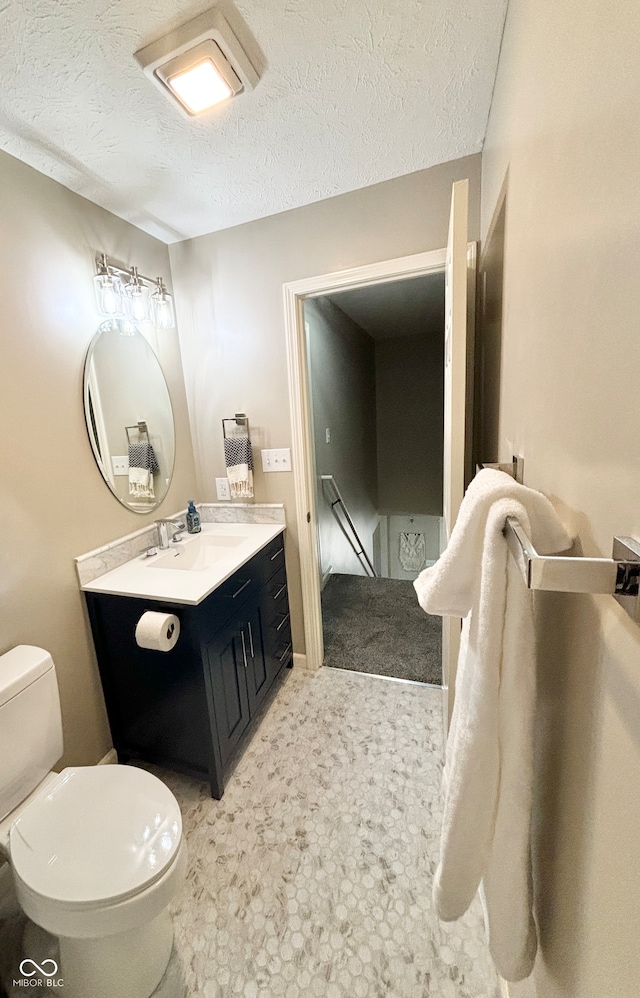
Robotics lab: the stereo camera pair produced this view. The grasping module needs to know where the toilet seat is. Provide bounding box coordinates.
[10,766,182,907]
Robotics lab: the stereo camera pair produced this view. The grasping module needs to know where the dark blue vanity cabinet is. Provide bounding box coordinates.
[85,533,291,798]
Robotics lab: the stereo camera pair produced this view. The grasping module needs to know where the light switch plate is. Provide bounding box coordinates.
[111,456,129,476]
[261,448,292,472]
[215,477,231,500]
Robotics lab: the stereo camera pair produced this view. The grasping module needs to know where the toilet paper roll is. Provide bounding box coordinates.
[135,611,180,652]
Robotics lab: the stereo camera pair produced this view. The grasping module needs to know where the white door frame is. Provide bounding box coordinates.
[283,249,447,672]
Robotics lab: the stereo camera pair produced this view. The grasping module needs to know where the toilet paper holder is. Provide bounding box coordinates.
[135,611,181,652]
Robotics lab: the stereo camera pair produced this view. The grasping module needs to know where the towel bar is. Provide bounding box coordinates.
[477,456,525,484]
[504,516,640,595]
[478,460,640,617]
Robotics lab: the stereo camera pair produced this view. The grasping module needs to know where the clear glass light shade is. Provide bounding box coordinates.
[124,282,152,323]
[93,273,124,317]
[151,285,176,329]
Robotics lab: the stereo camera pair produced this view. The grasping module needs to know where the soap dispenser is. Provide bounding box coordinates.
[186,500,201,534]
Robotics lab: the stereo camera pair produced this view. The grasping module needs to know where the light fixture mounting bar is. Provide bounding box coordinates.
[95,254,170,291]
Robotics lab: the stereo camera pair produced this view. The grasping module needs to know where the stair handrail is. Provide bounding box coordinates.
[320,475,378,578]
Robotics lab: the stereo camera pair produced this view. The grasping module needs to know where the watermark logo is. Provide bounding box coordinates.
[20,960,58,978]
[13,958,64,988]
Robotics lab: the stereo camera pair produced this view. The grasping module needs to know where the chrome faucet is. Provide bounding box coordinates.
[156,518,186,550]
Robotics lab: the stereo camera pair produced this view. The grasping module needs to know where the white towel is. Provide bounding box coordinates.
[128,442,159,498]
[414,468,571,981]
[128,465,155,498]
[224,437,254,499]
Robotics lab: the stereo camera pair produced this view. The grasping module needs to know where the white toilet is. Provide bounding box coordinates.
[0,646,187,998]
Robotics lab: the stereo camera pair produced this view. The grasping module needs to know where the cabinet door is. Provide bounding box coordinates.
[243,604,269,715]
[206,622,250,769]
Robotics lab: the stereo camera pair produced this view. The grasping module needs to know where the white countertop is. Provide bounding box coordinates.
[81,522,285,605]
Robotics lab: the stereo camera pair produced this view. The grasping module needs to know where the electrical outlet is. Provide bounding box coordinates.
[325,428,331,443]
[261,448,292,472]
[111,455,129,476]
[215,477,231,500]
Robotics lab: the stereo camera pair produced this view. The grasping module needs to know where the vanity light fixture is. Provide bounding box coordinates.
[150,277,176,329]
[93,254,124,318]
[124,267,153,324]
[134,7,259,118]
[94,254,176,328]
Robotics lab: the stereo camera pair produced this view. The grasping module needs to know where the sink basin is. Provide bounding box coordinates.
[149,534,247,572]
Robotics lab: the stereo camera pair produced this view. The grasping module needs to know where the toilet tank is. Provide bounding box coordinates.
[0,646,63,823]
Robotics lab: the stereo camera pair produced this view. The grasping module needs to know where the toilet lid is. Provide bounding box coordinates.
[10,766,182,906]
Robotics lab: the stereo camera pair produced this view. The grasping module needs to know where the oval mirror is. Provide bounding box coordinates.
[83,319,175,513]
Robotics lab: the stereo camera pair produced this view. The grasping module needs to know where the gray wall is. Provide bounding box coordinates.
[170,154,481,655]
[0,149,197,768]
[481,0,640,994]
[375,332,444,516]
[305,297,378,577]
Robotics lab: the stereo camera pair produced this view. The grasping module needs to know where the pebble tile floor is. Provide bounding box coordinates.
[0,668,500,998]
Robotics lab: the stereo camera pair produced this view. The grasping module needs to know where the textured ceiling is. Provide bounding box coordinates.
[0,0,507,242]
[326,273,445,340]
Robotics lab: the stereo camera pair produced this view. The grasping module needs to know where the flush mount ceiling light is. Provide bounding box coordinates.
[135,7,259,118]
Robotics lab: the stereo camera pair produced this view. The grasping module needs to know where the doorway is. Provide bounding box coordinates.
[303,274,445,684]
[283,247,448,677]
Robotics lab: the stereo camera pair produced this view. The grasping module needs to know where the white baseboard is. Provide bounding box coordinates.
[293,652,313,670]
[98,748,118,765]
[501,976,536,998]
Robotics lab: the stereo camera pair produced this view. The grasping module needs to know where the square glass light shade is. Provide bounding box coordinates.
[93,273,124,317]
[151,287,176,329]
[124,283,152,323]
[148,38,243,118]
[168,59,232,114]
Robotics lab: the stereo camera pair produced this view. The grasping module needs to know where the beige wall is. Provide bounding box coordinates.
[0,150,197,768]
[305,297,378,577]
[375,331,444,516]
[170,154,481,654]
[481,1,640,995]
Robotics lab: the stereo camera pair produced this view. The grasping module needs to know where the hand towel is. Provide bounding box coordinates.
[128,442,160,498]
[224,437,254,499]
[414,468,571,981]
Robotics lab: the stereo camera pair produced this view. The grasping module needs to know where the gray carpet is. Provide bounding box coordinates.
[321,573,442,684]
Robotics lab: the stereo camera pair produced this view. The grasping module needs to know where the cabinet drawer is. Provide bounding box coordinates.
[198,564,260,640]
[271,635,293,669]
[260,535,286,583]
[263,564,287,605]
[264,607,291,652]
[216,568,259,603]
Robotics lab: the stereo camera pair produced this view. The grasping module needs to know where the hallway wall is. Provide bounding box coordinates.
[481,1,640,995]
[375,332,444,516]
[305,297,378,577]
